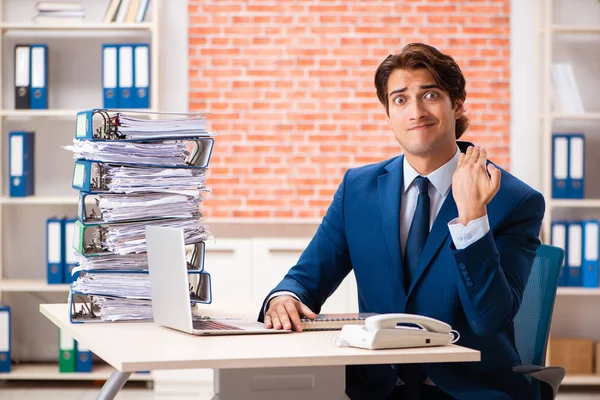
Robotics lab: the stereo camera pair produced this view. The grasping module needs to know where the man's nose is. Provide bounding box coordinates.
[408,100,428,120]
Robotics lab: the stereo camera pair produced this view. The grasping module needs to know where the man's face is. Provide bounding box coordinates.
[386,68,463,158]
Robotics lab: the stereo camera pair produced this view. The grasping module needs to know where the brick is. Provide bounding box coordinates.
[189,0,513,219]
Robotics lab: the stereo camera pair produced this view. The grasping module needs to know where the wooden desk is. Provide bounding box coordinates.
[40,304,480,399]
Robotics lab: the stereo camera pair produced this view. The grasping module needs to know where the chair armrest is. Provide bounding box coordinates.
[513,365,565,399]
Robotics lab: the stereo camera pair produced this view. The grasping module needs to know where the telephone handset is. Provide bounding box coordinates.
[333,313,460,350]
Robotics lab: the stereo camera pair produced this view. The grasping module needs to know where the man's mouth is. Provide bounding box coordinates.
[409,123,435,131]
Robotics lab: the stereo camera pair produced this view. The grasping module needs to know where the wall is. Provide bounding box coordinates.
[188,0,512,219]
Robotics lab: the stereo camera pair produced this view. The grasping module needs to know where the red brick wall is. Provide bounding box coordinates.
[188,0,511,219]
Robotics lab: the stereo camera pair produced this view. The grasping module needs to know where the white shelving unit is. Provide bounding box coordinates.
[539,0,600,387]
[0,0,161,382]
[0,279,69,292]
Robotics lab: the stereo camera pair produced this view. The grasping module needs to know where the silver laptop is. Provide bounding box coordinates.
[145,225,290,335]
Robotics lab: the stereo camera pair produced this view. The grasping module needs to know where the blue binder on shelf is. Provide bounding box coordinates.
[551,221,568,287]
[9,131,35,197]
[75,341,92,372]
[552,134,569,199]
[582,220,599,288]
[133,44,150,109]
[568,134,585,199]
[30,44,48,109]
[102,44,119,109]
[118,44,135,109]
[567,222,583,287]
[46,217,64,284]
[63,218,79,284]
[0,305,10,372]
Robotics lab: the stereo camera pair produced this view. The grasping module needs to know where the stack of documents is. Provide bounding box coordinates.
[80,193,203,224]
[102,217,209,255]
[106,165,207,194]
[115,114,210,139]
[74,253,149,272]
[65,137,214,167]
[95,296,154,321]
[66,110,215,323]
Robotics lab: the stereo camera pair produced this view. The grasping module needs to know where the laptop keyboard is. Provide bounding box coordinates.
[192,319,243,331]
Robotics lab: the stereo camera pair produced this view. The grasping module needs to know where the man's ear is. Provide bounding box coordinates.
[454,99,465,119]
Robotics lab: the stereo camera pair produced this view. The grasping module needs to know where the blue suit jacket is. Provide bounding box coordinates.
[259,142,545,400]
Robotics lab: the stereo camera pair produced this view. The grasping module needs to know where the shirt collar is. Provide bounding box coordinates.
[403,146,461,197]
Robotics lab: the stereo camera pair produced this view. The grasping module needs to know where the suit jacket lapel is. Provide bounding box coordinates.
[407,189,457,297]
[377,156,407,296]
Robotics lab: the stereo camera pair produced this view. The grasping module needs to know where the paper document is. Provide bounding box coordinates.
[65,138,213,167]
[82,193,203,223]
[100,217,210,255]
[115,113,212,139]
[95,296,154,321]
[104,164,208,194]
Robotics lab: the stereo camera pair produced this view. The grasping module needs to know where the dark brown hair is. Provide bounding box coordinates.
[374,43,469,139]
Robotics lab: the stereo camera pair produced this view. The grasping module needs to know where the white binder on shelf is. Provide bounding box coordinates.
[102,45,119,109]
[134,44,150,108]
[118,45,135,109]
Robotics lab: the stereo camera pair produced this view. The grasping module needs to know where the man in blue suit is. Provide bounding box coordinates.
[258,43,544,400]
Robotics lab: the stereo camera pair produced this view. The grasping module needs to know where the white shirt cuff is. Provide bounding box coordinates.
[264,291,301,315]
[447,215,490,250]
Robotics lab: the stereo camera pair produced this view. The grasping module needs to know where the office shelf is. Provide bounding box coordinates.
[0,109,79,119]
[0,279,69,292]
[1,196,78,205]
[552,25,600,34]
[557,287,600,296]
[551,112,600,120]
[550,199,600,208]
[0,22,154,31]
[562,374,600,386]
[0,363,153,381]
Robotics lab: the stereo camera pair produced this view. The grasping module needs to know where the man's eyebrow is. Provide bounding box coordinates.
[388,84,441,97]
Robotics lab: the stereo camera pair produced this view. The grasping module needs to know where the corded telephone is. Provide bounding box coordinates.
[333,313,460,350]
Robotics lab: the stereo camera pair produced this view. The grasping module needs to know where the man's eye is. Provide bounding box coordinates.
[425,92,439,99]
[393,97,405,105]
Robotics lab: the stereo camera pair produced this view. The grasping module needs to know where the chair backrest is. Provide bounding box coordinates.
[513,244,565,367]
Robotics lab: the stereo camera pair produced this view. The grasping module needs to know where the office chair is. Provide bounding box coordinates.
[512,244,566,400]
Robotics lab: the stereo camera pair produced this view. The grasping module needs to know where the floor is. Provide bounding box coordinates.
[0,382,599,399]
[0,381,600,400]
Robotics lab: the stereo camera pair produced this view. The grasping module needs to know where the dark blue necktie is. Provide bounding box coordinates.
[404,176,431,289]
[398,176,431,397]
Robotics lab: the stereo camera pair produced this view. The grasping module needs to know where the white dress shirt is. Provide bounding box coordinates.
[403,145,490,256]
[265,146,490,312]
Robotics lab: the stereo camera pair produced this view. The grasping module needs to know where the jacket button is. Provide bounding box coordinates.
[459,263,466,270]
[466,281,474,287]
[465,234,473,240]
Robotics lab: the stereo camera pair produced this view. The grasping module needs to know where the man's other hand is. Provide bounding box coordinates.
[452,146,501,225]
[264,295,317,332]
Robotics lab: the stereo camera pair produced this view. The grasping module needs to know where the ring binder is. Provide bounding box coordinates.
[73,241,206,272]
[76,109,212,141]
[71,270,212,301]
[66,137,214,168]
[71,159,209,194]
[68,271,212,323]
[72,218,209,257]
[77,192,204,224]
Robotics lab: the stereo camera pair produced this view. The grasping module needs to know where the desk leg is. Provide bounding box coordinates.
[213,366,349,400]
[97,371,132,400]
